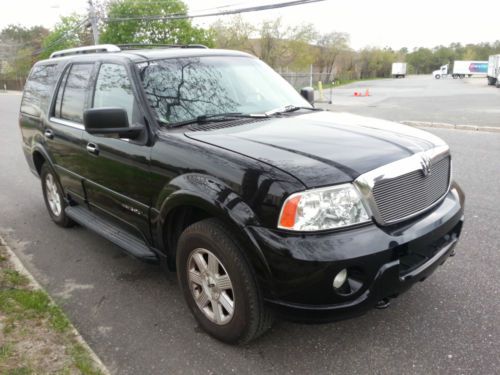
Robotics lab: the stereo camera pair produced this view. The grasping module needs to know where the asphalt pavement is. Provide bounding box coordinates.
[320,75,500,127]
[1,90,499,374]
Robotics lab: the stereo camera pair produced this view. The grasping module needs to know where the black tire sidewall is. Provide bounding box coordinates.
[177,221,257,343]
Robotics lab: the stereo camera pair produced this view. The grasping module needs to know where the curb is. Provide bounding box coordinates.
[0,235,111,375]
[400,121,500,133]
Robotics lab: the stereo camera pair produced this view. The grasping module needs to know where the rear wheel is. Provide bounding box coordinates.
[176,218,273,344]
[41,164,74,227]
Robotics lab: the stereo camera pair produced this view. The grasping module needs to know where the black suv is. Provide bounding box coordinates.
[19,44,464,344]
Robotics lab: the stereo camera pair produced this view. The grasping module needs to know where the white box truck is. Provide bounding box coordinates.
[487,54,500,86]
[391,62,407,78]
[433,61,488,79]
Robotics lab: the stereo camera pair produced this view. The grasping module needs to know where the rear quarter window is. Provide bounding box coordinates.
[20,64,59,117]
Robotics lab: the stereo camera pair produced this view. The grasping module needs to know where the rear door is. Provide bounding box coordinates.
[45,62,95,203]
[81,62,153,241]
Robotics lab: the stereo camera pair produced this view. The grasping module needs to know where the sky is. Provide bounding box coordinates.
[1,0,499,50]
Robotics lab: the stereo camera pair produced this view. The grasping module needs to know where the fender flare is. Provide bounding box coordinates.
[32,142,55,174]
[155,173,273,284]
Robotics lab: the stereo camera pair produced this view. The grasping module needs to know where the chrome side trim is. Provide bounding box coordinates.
[353,145,451,226]
[49,117,84,130]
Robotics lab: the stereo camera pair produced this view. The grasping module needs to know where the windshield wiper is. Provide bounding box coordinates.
[167,112,268,128]
[265,105,322,116]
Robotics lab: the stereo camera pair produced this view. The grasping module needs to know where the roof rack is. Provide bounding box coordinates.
[117,43,209,50]
[49,43,209,59]
[50,44,121,59]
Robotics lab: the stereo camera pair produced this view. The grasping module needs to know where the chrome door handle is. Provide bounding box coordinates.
[44,129,54,139]
[86,143,99,155]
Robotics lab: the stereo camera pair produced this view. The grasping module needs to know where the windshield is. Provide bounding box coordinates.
[138,56,311,125]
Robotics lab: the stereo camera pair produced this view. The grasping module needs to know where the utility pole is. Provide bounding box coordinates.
[88,0,100,45]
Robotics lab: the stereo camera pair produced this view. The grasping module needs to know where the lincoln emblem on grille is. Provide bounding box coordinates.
[420,154,432,176]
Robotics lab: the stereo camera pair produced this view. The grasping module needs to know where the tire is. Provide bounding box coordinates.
[496,80,500,88]
[452,74,457,79]
[435,74,441,79]
[40,163,74,227]
[176,218,274,344]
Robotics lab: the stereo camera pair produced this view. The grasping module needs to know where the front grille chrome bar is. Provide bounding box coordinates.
[353,145,451,226]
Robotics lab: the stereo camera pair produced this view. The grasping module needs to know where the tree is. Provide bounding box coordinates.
[0,25,49,87]
[100,0,213,46]
[254,18,316,70]
[39,14,92,59]
[315,32,350,81]
[210,16,255,52]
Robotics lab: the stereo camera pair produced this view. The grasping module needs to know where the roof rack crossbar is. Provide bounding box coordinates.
[50,44,121,59]
[117,43,208,50]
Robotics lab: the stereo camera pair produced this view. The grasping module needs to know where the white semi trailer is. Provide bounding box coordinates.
[391,62,407,78]
[487,54,500,86]
[433,61,488,79]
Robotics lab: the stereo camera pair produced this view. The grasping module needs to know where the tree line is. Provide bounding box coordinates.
[1,0,500,89]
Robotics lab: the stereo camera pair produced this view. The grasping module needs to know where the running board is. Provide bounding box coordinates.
[65,206,158,263]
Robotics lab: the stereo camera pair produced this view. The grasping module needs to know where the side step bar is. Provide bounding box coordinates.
[65,206,158,263]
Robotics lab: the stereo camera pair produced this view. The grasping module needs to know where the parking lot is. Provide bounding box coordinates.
[321,75,500,127]
[1,78,499,374]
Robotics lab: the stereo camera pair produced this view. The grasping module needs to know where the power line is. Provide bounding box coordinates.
[32,17,90,56]
[104,0,325,22]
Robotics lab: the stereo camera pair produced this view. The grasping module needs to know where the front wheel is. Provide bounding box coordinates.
[41,164,74,227]
[176,218,273,344]
[435,74,441,79]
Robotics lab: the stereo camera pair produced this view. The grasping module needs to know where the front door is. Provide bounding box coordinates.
[81,62,152,242]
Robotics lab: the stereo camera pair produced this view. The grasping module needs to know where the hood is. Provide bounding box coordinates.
[185,111,446,188]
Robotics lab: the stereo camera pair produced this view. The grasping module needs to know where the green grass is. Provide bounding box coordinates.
[0,344,13,362]
[0,289,70,333]
[1,269,30,287]
[0,247,103,374]
[314,77,385,89]
[69,344,102,375]
[4,367,33,375]
[0,288,101,374]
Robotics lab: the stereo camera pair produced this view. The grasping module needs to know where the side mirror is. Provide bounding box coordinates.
[300,87,315,105]
[83,107,144,139]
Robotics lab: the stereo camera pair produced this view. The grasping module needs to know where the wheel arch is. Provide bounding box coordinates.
[154,174,273,286]
[31,145,55,176]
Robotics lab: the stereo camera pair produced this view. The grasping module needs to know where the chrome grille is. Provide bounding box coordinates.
[372,156,450,223]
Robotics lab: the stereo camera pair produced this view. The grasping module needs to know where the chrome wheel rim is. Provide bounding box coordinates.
[45,173,62,216]
[187,248,235,325]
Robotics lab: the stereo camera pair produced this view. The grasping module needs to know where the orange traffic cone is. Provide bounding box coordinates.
[365,89,370,96]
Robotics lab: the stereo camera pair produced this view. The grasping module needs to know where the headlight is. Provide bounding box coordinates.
[278,184,370,231]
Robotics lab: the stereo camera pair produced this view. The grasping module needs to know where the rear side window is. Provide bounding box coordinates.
[21,64,58,117]
[93,63,137,124]
[57,63,93,123]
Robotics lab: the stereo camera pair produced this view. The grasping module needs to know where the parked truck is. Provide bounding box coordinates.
[391,62,407,78]
[433,61,488,79]
[487,54,500,86]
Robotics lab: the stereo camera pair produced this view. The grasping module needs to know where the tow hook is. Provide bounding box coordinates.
[375,298,391,309]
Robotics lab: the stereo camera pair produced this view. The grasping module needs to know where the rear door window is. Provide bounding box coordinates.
[21,64,58,117]
[59,63,94,123]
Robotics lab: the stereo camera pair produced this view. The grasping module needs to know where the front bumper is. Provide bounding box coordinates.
[246,184,465,322]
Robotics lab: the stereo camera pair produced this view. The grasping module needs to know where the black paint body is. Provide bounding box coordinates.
[19,49,465,321]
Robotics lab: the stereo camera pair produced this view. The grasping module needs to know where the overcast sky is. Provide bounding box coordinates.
[1,0,499,50]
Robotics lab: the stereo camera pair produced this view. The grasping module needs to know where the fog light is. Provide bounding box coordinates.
[333,268,348,289]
